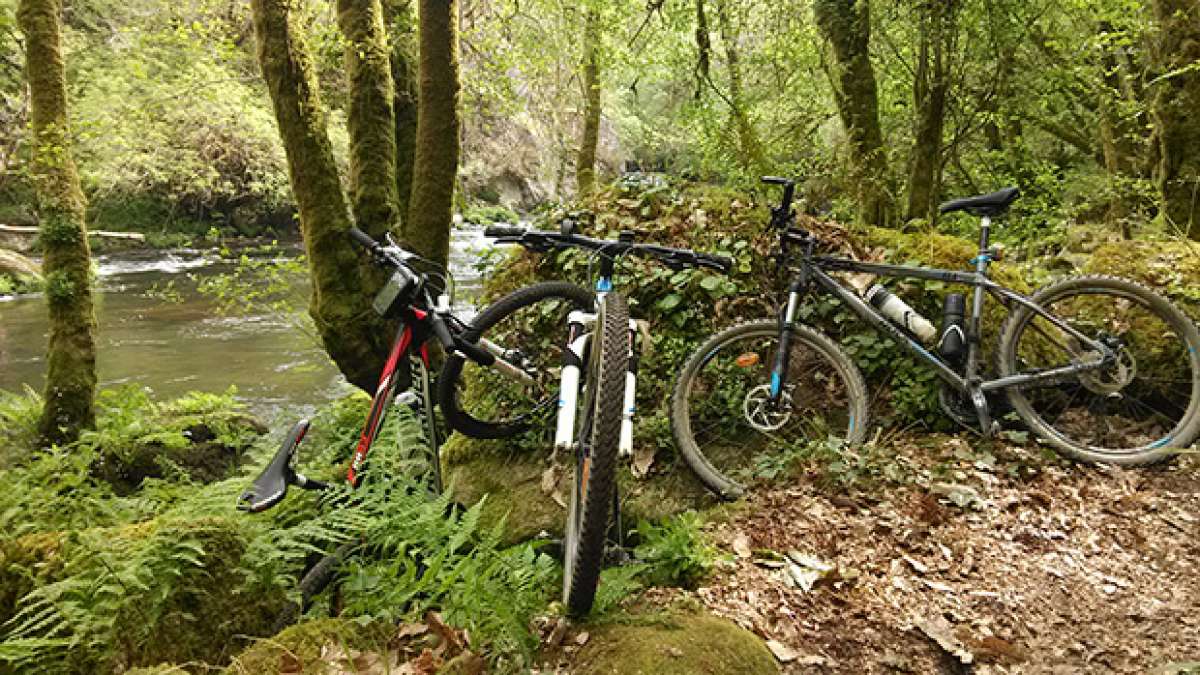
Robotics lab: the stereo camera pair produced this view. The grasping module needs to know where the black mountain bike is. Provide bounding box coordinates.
[672,177,1200,500]
[437,218,731,615]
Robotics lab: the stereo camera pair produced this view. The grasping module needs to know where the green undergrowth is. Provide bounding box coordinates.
[0,386,660,671]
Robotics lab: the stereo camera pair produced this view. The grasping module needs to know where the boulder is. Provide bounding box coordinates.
[567,611,779,674]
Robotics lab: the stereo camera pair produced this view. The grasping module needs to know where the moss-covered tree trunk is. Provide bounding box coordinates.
[250,0,394,392]
[405,0,460,269]
[386,0,418,217]
[337,0,399,239]
[815,0,893,227]
[576,7,601,199]
[904,0,955,225]
[1096,21,1145,237]
[18,0,98,446]
[715,0,764,176]
[1149,0,1200,239]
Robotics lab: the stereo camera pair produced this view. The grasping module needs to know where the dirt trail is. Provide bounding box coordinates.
[661,435,1200,673]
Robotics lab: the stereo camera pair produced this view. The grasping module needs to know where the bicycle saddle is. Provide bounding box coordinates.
[938,187,1019,217]
[238,419,310,513]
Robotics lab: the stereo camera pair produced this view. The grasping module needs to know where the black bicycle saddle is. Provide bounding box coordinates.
[238,419,310,513]
[938,187,1020,217]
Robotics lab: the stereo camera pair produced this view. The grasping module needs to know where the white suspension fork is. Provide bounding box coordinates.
[618,318,640,457]
[554,310,594,450]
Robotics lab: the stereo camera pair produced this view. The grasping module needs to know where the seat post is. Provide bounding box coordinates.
[976,216,992,270]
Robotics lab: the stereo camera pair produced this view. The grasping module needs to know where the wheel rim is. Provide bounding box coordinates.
[682,327,858,489]
[1006,287,1199,455]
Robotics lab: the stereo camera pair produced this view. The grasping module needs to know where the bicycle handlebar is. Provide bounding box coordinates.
[485,225,734,274]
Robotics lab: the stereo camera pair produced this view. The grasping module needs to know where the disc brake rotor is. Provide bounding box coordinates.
[1077,347,1136,395]
[743,383,792,432]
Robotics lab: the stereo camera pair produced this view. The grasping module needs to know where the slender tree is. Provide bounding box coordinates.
[576,6,601,198]
[405,0,460,269]
[715,0,764,176]
[19,0,98,446]
[387,0,419,218]
[1148,0,1200,239]
[250,0,395,392]
[338,0,401,238]
[905,0,957,225]
[814,0,893,226]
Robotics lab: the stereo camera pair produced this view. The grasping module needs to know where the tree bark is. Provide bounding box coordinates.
[251,0,394,392]
[406,0,460,269]
[19,0,98,446]
[715,0,764,176]
[337,0,400,238]
[694,0,711,100]
[1149,0,1200,239]
[386,0,418,217]
[576,7,601,199]
[814,0,893,227]
[904,0,955,225]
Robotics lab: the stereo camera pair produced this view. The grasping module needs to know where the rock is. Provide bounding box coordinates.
[443,435,713,546]
[568,612,778,674]
[225,618,395,675]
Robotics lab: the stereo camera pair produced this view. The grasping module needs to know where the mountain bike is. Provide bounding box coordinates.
[437,218,732,615]
[672,177,1200,500]
[236,227,561,626]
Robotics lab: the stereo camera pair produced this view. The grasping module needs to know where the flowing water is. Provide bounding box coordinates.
[0,224,491,421]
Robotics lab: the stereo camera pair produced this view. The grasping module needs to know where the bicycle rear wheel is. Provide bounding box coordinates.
[671,320,869,500]
[438,281,594,439]
[997,275,1200,464]
[563,292,627,617]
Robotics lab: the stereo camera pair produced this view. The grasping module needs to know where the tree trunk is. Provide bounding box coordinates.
[406,0,460,269]
[904,0,955,225]
[576,8,601,199]
[251,0,395,393]
[715,0,764,176]
[386,0,418,217]
[694,0,710,100]
[337,0,400,238]
[1096,21,1143,237]
[19,0,98,446]
[814,0,893,227]
[1149,0,1200,239]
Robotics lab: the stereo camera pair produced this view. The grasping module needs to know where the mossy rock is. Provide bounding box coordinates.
[125,666,191,675]
[1,517,286,672]
[91,411,268,494]
[1085,240,1200,320]
[0,531,66,628]
[224,618,395,675]
[860,225,1029,293]
[443,436,716,547]
[568,612,778,675]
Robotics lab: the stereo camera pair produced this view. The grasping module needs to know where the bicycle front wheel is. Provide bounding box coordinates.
[563,292,627,617]
[997,275,1200,464]
[671,320,869,500]
[438,281,594,439]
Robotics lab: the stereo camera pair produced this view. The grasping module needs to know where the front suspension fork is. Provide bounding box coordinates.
[770,279,807,403]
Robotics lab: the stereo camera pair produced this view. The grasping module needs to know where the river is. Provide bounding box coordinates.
[0,224,492,421]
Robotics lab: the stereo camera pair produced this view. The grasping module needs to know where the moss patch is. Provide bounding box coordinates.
[224,618,395,675]
[567,611,778,675]
[444,436,716,546]
[1085,240,1200,320]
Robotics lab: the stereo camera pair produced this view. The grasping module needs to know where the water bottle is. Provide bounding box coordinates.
[938,293,966,365]
[864,285,937,344]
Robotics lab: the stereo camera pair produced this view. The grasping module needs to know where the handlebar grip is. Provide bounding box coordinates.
[484,225,526,238]
[705,255,735,274]
[348,227,379,251]
[454,337,496,366]
[761,176,795,186]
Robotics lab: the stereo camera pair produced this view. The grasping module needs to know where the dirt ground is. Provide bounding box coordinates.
[653,434,1200,674]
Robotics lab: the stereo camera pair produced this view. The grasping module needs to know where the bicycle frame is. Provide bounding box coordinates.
[347,308,442,492]
[774,216,1115,402]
